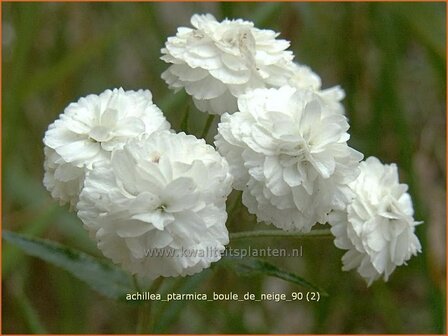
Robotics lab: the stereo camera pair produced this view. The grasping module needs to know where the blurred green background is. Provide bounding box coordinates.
[2,2,446,334]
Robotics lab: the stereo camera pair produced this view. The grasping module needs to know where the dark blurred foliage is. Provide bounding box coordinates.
[2,2,446,333]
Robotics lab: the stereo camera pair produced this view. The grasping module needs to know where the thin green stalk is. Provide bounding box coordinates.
[201,114,216,140]
[136,302,148,334]
[14,287,48,333]
[180,103,190,133]
[229,229,333,241]
[134,275,146,334]
[228,191,242,222]
[147,277,164,332]
[135,277,164,334]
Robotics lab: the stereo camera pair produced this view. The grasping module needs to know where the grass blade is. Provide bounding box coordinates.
[3,230,133,300]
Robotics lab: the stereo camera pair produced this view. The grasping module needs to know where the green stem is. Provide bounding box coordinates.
[228,191,242,222]
[136,302,148,334]
[135,277,164,334]
[180,103,190,133]
[201,114,216,140]
[229,229,333,241]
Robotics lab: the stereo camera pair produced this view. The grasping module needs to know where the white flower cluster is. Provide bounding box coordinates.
[161,14,345,117]
[43,88,170,208]
[43,13,421,285]
[44,89,233,278]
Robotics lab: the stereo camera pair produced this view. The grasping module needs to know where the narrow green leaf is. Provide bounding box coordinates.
[3,230,133,300]
[221,257,328,296]
[13,287,48,334]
